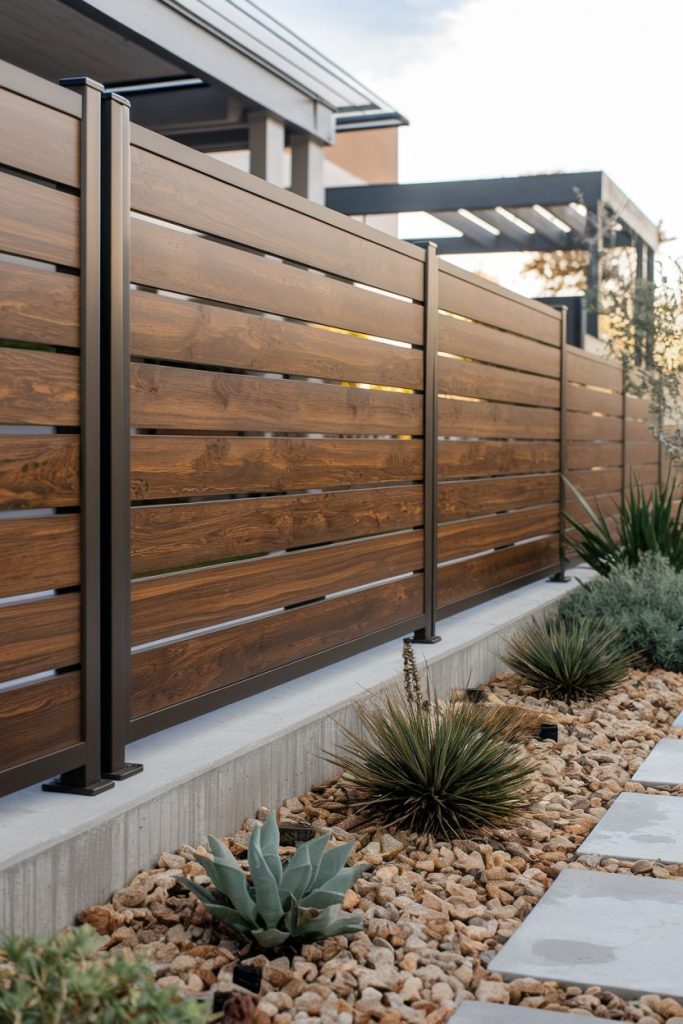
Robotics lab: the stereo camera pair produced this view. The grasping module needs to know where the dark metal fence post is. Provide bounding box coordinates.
[621,361,629,502]
[43,78,114,795]
[100,92,142,781]
[550,305,569,583]
[414,243,441,643]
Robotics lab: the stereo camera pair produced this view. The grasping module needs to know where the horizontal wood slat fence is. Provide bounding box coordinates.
[0,62,677,796]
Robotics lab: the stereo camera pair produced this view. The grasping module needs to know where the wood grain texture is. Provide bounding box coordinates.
[130,362,422,436]
[439,474,558,522]
[567,411,623,442]
[438,315,560,378]
[0,172,79,267]
[0,514,79,597]
[130,218,422,346]
[0,671,81,772]
[0,87,79,187]
[567,350,622,391]
[131,146,424,300]
[130,290,423,386]
[440,398,559,440]
[131,436,423,501]
[567,383,623,417]
[0,348,79,425]
[567,467,623,499]
[131,576,423,719]
[438,356,559,408]
[438,505,558,562]
[131,530,423,645]
[567,441,623,471]
[439,440,559,479]
[438,535,559,608]
[0,592,80,683]
[0,264,79,348]
[0,435,80,509]
[438,269,561,346]
[131,486,423,575]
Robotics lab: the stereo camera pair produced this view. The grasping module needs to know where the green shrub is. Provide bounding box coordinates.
[560,552,683,672]
[182,812,367,949]
[502,615,634,702]
[324,693,533,840]
[0,925,208,1023]
[565,476,683,575]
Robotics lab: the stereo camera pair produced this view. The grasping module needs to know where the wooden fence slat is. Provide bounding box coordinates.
[567,384,623,417]
[438,315,560,377]
[438,356,559,408]
[567,441,623,470]
[0,435,80,509]
[567,349,623,391]
[438,268,561,345]
[0,514,79,597]
[439,440,559,479]
[440,398,559,440]
[568,411,623,442]
[0,348,79,425]
[438,505,558,562]
[439,474,559,522]
[0,592,80,683]
[0,264,79,348]
[438,536,559,608]
[0,171,79,267]
[0,86,79,187]
[0,672,81,772]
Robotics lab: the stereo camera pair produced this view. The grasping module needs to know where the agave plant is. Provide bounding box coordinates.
[564,475,683,575]
[182,812,368,948]
[502,615,634,702]
[324,694,533,839]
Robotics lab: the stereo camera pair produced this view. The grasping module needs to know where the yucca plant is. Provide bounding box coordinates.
[564,475,683,575]
[502,615,635,702]
[324,695,533,839]
[182,812,367,949]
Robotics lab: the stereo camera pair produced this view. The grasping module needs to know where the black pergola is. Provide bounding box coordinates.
[326,171,659,336]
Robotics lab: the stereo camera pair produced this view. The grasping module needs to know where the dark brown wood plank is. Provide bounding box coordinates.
[0,87,80,187]
[131,436,422,501]
[130,218,422,346]
[568,411,622,442]
[131,146,424,300]
[567,441,622,470]
[567,350,622,391]
[0,671,81,772]
[0,592,80,683]
[131,576,423,719]
[567,467,622,499]
[438,536,559,608]
[0,348,79,425]
[131,486,423,576]
[438,315,560,377]
[0,514,79,598]
[566,493,621,524]
[131,363,422,436]
[567,383,623,417]
[439,440,559,479]
[0,264,79,348]
[440,398,559,440]
[439,474,558,522]
[0,172,79,267]
[130,290,422,387]
[439,505,558,562]
[132,530,423,645]
[438,268,561,345]
[438,356,559,408]
[0,435,79,509]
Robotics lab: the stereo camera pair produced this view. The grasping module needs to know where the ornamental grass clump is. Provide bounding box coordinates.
[564,475,683,575]
[0,925,208,1023]
[502,615,634,702]
[182,811,367,949]
[324,692,534,840]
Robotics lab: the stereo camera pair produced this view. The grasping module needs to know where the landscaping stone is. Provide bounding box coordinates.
[489,869,683,998]
[578,791,683,862]
[79,668,683,1023]
[451,1004,599,1023]
[633,738,683,786]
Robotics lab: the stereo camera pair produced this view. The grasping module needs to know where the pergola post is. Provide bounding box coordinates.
[248,110,286,187]
[586,199,603,339]
[290,134,325,204]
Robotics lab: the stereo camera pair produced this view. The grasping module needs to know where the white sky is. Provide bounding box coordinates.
[262,0,682,294]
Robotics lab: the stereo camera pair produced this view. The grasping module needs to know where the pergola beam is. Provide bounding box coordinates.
[433,210,497,248]
[407,230,633,256]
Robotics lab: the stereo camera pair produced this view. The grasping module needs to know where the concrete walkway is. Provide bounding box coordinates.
[633,738,683,786]
[578,790,683,862]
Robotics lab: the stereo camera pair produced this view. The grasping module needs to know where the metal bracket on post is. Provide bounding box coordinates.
[549,305,570,584]
[99,91,142,782]
[414,243,442,643]
[44,78,114,795]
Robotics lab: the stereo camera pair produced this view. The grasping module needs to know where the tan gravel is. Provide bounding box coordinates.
[79,668,683,1023]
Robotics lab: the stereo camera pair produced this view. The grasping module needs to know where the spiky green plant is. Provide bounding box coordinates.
[502,615,634,702]
[324,695,533,839]
[181,812,367,949]
[564,475,683,575]
[0,925,209,1023]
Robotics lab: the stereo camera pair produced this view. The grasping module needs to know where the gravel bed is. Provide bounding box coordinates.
[79,669,683,1023]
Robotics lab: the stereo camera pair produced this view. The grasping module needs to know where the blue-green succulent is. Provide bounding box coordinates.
[182,812,368,948]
